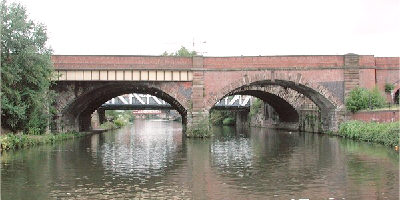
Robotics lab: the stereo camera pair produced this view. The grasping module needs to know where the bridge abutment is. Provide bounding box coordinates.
[188,56,209,129]
[97,108,106,124]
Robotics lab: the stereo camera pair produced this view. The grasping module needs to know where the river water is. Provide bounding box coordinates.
[1,120,399,199]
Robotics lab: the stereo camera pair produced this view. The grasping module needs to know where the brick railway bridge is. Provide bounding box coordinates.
[51,54,400,133]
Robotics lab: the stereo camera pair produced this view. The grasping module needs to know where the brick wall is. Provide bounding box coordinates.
[349,110,399,123]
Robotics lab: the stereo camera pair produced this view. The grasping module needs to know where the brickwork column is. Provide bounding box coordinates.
[344,53,360,98]
[190,56,207,124]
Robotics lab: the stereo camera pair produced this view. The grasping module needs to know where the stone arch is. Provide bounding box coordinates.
[206,71,345,131]
[54,81,190,132]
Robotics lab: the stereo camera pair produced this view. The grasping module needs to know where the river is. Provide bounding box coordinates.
[1,120,399,199]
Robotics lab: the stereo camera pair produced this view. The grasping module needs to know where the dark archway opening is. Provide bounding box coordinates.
[209,79,341,132]
[59,82,187,132]
[209,89,300,131]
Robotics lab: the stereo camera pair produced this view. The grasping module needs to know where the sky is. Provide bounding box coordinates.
[8,0,400,56]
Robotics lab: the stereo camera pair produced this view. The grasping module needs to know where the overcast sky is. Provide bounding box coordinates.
[9,0,400,56]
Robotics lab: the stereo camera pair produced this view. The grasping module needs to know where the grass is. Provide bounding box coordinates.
[0,132,85,151]
[337,120,400,147]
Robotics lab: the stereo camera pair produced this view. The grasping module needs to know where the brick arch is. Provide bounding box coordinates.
[54,82,190,131]
[206,71,343,110]
[205,71,345,131]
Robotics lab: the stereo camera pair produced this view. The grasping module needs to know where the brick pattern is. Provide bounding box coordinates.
[349,110,399,123]
[190,56,207,122]
[203,56,345,68]
[51,54,399,132]
[53,81,192,132]
[344,54,360,97]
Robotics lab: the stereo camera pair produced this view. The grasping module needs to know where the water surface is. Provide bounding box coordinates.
[1,120,399,199]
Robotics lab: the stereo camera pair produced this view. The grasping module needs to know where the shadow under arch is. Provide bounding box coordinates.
[59,82,188,131]
[211,90,299,123]
[206,76,345,131]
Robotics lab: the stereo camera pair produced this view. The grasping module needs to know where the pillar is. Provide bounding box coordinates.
[235,110,249,130]
[97,108,106,124]
[344,53,360,98]
[190,56,207,124]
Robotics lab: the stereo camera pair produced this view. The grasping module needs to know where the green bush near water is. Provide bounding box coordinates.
[0,132,84,151]
[186,116,212,138]
[100,119,127,130]
[338,121,400,147]
[210,110,235,125]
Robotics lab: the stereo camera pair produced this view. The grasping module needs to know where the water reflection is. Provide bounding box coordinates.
[101,121,183,177]
[1,120,399,199]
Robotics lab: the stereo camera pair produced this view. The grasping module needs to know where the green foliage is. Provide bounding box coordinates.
[250,98,263,117]
[100,121,118,130]
[345,87,386,112]
[210,110,235,125]
[162,46,197,57]
[384,83,395,93]
[100,110,129,130]
[338,121,400,147]
[222,117,235,126]
[1,2,54,133]
[0,132,83,151]
[186,116,212,138]
[114,118,127,128]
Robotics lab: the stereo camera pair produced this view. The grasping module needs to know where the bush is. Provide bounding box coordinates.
[345,87,386,112]
[385,83,395,93]
[250,98,263,117]
[100,121,118,130]
[338,121,400,147]
[210,110,235,125]
[222,117,235,126]
[114,118,127,128]
[186,116,212,138]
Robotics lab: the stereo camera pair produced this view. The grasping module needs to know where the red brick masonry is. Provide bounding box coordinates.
[349,110,400,123]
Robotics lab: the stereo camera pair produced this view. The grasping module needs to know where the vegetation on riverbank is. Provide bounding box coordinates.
[186,116,212,138]
[0,132,85,151]
[210,110,236,126]
[345,87,386,112]
[99,110,130,130]
[1,2,55,134]
[100,119,127,130]
[337,121,400,147]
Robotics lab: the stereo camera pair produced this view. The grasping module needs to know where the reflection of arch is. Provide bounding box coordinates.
[58,82,189,131]
[206,72,344,131]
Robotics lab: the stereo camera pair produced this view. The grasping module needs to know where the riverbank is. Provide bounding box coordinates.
[0,132,86,151]
[0,119,129,151]
[335,120,399,147]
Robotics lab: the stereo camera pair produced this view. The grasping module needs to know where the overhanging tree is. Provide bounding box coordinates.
[1,2,54,134]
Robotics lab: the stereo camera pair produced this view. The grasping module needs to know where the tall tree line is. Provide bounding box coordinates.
[1,2,54,134]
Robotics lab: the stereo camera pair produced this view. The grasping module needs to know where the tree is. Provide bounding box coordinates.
[162,46,197,57]
[1,2,54,134]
